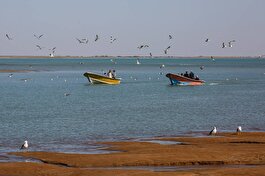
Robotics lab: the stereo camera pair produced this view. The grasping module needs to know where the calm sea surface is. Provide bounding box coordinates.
[0,58,265,155]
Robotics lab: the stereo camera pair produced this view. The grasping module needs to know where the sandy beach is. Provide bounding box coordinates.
[1,132,265,175]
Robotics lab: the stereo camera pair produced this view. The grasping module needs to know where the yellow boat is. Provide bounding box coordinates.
[83,72,121,85]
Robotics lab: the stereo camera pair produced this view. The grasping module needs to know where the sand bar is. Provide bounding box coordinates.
[1,132,265,175]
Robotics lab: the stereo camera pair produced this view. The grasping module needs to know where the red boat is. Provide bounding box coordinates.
[166,73,205,86]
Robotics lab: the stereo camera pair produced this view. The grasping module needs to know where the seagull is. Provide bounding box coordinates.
[228,40,236,48]
[76,38,88,44]
[136,59,141,65]
[160,64,165,69]
[209,126,217,135]
[95,35,99,42]
[205,38,209,42]
[36,45,44,50]
[34,34,44,40]
[64,93,71,96]
[222,42,226,48]
[200,66,204,70]
[5,34,12,40]
[20,140,29,150]
[149,52,152,57]
[164,46,171,54]
[8,73,13,78]
[169,35,173,40]
[236,126,242,133]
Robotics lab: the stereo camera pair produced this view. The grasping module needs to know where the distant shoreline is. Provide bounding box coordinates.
[0,55,262,59]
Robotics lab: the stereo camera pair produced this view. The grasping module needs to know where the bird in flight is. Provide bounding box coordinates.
[137,45,149,49]
[5,34,12,40]
[110,36,117,43]
[34,34,44,40]
[222,42,226,48]
[205,38,209,42]
[95,35,99,42]
[76,38,88,44]
[228,40,236,47]
[36,45,44,50]
[169,35,173,40]
[164,46,171,54]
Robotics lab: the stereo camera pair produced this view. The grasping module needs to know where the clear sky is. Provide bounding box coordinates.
[0,0,265,57]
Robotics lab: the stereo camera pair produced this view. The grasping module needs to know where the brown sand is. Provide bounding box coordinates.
[1,132,265,176]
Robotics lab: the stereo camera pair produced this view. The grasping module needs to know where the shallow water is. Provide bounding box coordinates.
[0,57,265,155]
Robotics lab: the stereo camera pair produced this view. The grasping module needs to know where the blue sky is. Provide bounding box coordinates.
[0,0,265,56]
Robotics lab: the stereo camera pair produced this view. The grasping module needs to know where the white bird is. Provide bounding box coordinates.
[34,34,44,40]
[164,46,171,54]
[5,34,12,40]
[136,59,141,65]
[20,140,29,149]
[209,126,217,135]
[236,126,242,133]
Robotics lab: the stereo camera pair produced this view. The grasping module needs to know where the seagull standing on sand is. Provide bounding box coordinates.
[20,141,28,149]
[5,34,12,40]
[236,126,242,133]
[209,127,217,135]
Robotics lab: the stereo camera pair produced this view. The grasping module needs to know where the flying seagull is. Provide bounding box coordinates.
[149,52,152,57]
[110,36,117,43]
[76,38,88,44]
[95,35,99,42]
[228,40,236,48]
[169,35,173,40]
[34,34,44,40]
[164,46,171,54]
[36,45,44,50]
[236,126,242,134]
[209,126,217,135]
[20,140,29,149]
[205,38,209,42]
[5,34,12,40]
[222,42,226,48]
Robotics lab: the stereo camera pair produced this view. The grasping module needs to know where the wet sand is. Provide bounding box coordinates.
[1,132,265,175]
[0,69,31,73]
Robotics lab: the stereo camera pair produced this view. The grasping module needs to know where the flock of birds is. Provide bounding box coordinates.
[19,126,243,150]
[2,33,236,57]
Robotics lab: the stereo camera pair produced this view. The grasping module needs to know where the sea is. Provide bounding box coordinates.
[0,57,265,158]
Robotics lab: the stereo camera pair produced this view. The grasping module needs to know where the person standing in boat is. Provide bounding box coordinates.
[189,71,194,79]
[107,70,113,78]
[112,70,116,79]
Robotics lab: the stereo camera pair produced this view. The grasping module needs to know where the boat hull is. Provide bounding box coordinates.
[166,73,205,86]
[83,72,121,85]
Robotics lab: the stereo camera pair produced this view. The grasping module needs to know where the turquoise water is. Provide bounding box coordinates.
[0,58,265,154]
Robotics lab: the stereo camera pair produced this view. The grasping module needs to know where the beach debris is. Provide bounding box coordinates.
[164,46,171,54]
[34,34,44,40]
[95,34,99,42]
[5,34,13,40]
[209,126,217,135]
[20,140,28,150]
[237,126,242,134]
